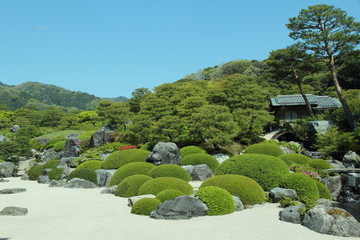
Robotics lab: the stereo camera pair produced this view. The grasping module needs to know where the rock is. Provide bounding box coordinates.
[321,175,342,201]
[37,138,51,145]
[21,174,29,181]
[58,157,75,168]
[96,169,116,187]
[146,142,181,166]
[302,205,360,237]
[233,195,244,211]
[10,125,20,133]
[0,178,9,182]
[316,198,338,207]
[18,159,36,173]
[182,164,213,181]
[269,187,297,203]
[38,176,50,184]
[128,194,156,207]
[49,179,67,187]
[61,168,74,179]
[0,135,10,142]
[40,148,61,163]
[308,120,334,135]
[150,195,208,219]
[64,178,98,189]
[327,159,346,169]
[0,206,28,216]
[279,204,305,224]
[343,151,360,168]
[101,185,118,194]
[42,168,53,175]
[212,153,229,164]
[89,130,113,148]
[0,188,27,194]
[280,146,296,154]
[0,162,16,178]
[60,138,80,158]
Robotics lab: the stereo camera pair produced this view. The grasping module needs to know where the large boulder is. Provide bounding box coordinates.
[326,160,346,169]
[321,175,342,201]
[182,164,213,181]
[233,195,244,211]
[150,195,208,219]
[89,130,113,148]
[302,205,360,237]
[0,206,28,216]
[10,125,20,133]
[269,187,298,203]
[60,138,80,158]
[96,169,116,187]
[343,151,360,168]
[64,178,98,189]
[146,142,181,166]
[128,194,156,207]
[0,162,16,177]
[279,204,305,224]
[0,188,26,194]
[212,153,229,164]
[40,148,61,163]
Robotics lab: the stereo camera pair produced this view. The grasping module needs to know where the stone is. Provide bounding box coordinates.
[18,159,36,173]
[49,179,67,187]
[212,153,229,164]
[60,138,80,158]
[279,204,305,224]
[64,178,98,188]
[96,169,116,187]
[37,175,50,184]
[0,206,28,216]
[10,125,20,133]
[0,135,10,142]
[150,195,208,220]
[128,194,156,207]
[37,138,51,145]
[0,162,16,178]
[308,120,334,135]
[269,187,297,203]
[233,195,244,211]
[21,174,29,181]
[89,130,113,148]
[182,164,213,181]
[146,142,181,166]
[58,157,74,168]
[0,188,26,194]
[316,198,338,207]
[40,148,61,163]
[280,146,296,154]
[343,151,360,168]
[0,178,9,182]
[101,185,118,194]
[321,175,342,201]
[327,159,346,169]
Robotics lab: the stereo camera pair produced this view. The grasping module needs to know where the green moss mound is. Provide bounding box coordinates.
[131,198,161,216]
[180,146,206,158]
[109,162,155,186]
[156,189,186,203]
[196,186,235,215]
[53,140,66,152]
[200,175,265,205]
[280,173,319,206]
[279,153,311,166]
[27,165,45,180]
[115,174,153,198]
[67,168,97,185]
[76,160,103,170]
[307,159,333,170]
[244,143,283,157]
[315,180,332,200]
[148,164,191,182]
[102,149,150,169]
[43,159,60,169]
[180,153,219,172]
[47,168,64,180]
[215,154,289,191]
[138,177,193,196]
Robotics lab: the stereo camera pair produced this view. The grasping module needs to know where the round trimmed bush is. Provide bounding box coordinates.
[131,198,161,216]
[115,174,153,197]
[53,140,66,152]
[199,175,265,205]
[315,180,332,200]
[280,173,319,206]
[67,168,97,185]
[109,162,155,186]
[76,160,103,170]
[180,146,206,158]
[138,177,193,196]
[43,159,60,169]
[215,154,289,191]
[156,189,185,203]
[180,153,219,172]
[307,159,333,170]
[279,153,311,166]
[195,186,235,215]
[27,165,45,180]
[148,164,191,182]
[102,149,151,169]
[244,143,283,157]
[47,168,64,180]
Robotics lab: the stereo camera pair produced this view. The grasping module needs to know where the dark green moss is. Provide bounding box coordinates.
[156,189,186,203]
[109,162,155,186]
[138,177,193,196]
[148,164,191,182]
[27,165,45,181]
[102,149,150,169]
[76,160,103,170]
[115,174,153,198]
[67,168,97,185]
[196,186,235,215]
[131,198,161,216]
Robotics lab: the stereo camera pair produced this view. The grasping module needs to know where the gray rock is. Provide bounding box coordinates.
[37,175,50,184]
[89,130,113,148]
[40,148,61,163]
[18,159,36,173]
[146,142,181,166]
[37,138,51,145]
[0,188,26,194]
[0,206,28,216]
[21,174,29,181]
[101,185,118,194]
[321,175,342,201]
[343,151,360,168]
[10,125,20,133]
[182,164,213,181]
[58,157,74,168]
[279,204,305,224]
[0,178,9,182]
[212,153,229,164]
[0,135,10,142]
[128,194,156,207]
[60,138,80,158]
[49,179,67,187]
[308,120,334,135]
[316,198,338,207]
[150,195,208,219]
[326,159,346,169]
[42,168,53,175]
[64,178,98,188]
[0,162,16,178]
[269,187,297,202]
[96,169,116,187]
[280,146,296,154]
[233,195,244,211]
[302,205,360,237]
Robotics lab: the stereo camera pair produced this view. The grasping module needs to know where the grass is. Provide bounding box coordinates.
[38,130,87,139]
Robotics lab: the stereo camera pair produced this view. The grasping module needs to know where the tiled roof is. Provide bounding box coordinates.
[270,94,341,109]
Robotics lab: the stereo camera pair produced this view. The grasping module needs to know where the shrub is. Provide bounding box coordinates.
[315,180,332,200]
[156,189,185,203]
[76,160,103,170]
[278,197,298,208]
[27,165,45,180]
[109,162,155,186]
[199,175,266,205]
[244,143,283,157]
[279,154,311,166]
[138,177,193,196]
[280,173,319,206]
[289,164,320,179]
[307,159,333,170]
[180,146,206,158]
[102,149,151,169]
[115,174,153,198]
[140,142,155,151]
[47,168,64,180]
[148,164,191,182]
[120,145,137,150]
[131,198,161,216]
[43,159,60,169]
[97,142,124,153]
[195,186,235,215]
[53,140,66,152]
[67,168,97,185]
[180,153,219,172]
[215,154,289,191]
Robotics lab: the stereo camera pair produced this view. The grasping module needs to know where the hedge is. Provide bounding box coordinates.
[156,189,186,203]
[148,164,191,182]
[180,153,219,172]
[67,168,98,185]
[131,198,161,216]
[138,177,193,196]
[244,143,283,157]
[76,160,103,170]
[278,153,311,166]
[180,146,206,158]
[115,174,153,198]
[196,186,235,215]
[102,149,150,169]
[109,162,155,186]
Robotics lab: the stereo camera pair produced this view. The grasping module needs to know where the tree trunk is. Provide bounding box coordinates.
[292,68,315,118]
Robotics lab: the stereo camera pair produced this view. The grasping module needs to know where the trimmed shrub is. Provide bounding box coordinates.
[195,186,235,215]
[199,175,266,205]
[67,168,97,185]
[47,168,64,180]
[279,153,311,166]
[148,164,191,182]
[280,173,319,206]
[76,160,103,170]
[43,159,60,169]
[131,198,161,216]
[215,154,289,191]
[109,162,155,186]
[138,177,193,196]
[156,189,185,203]
[244,143,283,157]
[307,159,333,170]
[180,146,206,158]
[315,180,332,200]
[180,153,219,172]
[53,140,66,152]
[102,149,151,169]
[115,174,153,198]
[27,165,45,181]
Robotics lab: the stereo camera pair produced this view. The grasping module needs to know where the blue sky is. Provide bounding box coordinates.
[0,0,359,98]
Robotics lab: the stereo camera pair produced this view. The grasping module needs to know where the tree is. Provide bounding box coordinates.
[287,4,360,129]
[128,88,151,113]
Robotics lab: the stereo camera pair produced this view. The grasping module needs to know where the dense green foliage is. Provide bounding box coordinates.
[67,168,98,185]
[115,174,153,198]
[315,180,332,200]
[155,189,186,203]
[109,162,155,186]
[148,164,191,182]
[215,154,289,191]
[244,143,284,157]
[180,146,206,157]
[76,160,103,170]
[53,140,66,152]
[43,160,60,169]
[180,153,219,172]
[47,168,64,180]
[27,165,45,181]
[102,149,150,169]
[199,175,266,205]
[307,159,333,170]
[196,186,235,216]
[137,177,193,196]
[131,198,161,216]
[278,154,311,166]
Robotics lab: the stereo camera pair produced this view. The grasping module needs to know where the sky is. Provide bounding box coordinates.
[0,0,359,99]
